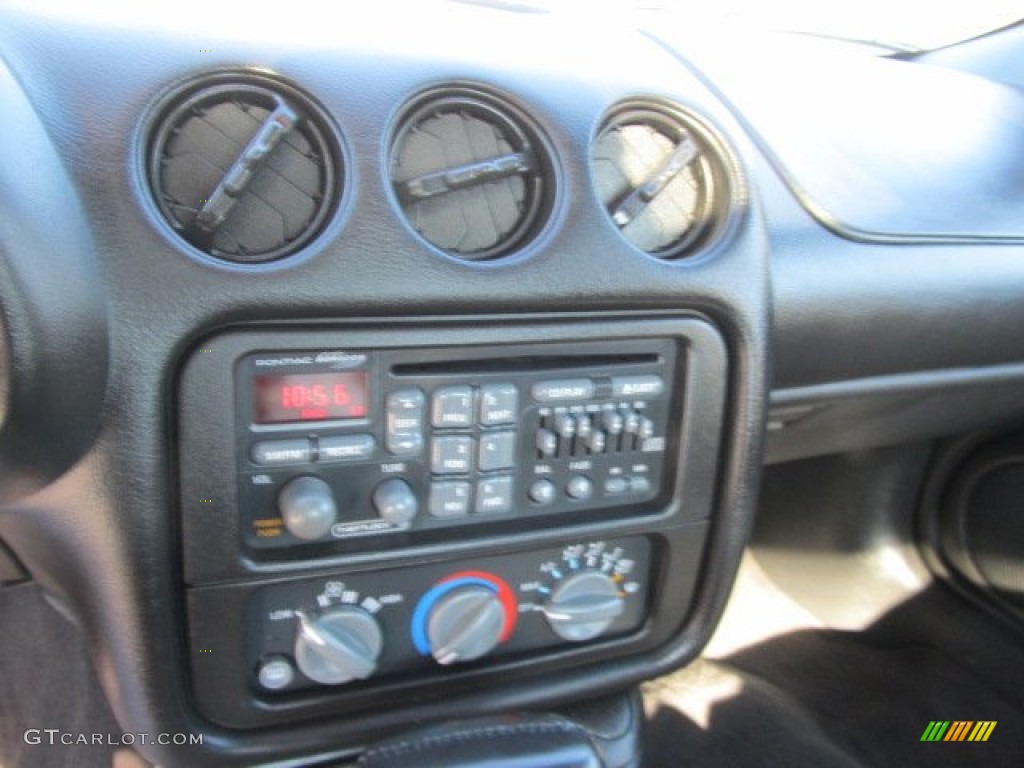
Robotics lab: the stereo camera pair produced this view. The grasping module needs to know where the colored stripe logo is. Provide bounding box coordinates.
[920,721,996,742]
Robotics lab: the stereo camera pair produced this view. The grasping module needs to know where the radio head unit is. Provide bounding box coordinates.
[234,337,680,556]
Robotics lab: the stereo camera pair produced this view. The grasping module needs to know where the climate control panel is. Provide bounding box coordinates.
[234,338,678,554]
[248,537,651,692]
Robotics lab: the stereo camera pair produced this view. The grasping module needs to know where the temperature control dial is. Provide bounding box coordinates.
[426,586,505,664]
[412,572,518,666]
[293,608,383,685]
[543,571,625,642]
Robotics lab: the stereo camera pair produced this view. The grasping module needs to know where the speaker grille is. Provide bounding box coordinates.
[146,75,340,263]
[389,88,554,260]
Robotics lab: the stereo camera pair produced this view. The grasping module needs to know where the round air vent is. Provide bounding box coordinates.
[145,74,341,264]
[388,87,555,260]
[591,102,736,259]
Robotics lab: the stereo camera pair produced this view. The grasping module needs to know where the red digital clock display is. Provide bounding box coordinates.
[253,372,369,424]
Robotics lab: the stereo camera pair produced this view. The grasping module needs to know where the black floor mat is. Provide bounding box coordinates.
[0,583,122,768]
[642,584,1024,767]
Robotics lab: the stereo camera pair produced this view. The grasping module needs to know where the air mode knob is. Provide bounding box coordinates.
[426,586,507,665]
[278,476,337,540]
[293,608,383,685]
[543,571,625,642]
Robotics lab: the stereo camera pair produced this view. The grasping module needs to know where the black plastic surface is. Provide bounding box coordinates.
[189,525,705,731]
[766,363,1024,464]
[356,714,602,768]
[352,688,644,768]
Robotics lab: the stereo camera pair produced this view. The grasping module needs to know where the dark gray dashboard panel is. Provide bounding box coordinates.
[643,24,1024,397]
[0,5,769,766]
[0,57,109,503]
[178,317,726,729]
[766,364,1024,464]
[647,28,1024,243]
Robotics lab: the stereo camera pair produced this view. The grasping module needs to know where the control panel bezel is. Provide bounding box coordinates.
[180,315,727,584]
[179,314,728,728]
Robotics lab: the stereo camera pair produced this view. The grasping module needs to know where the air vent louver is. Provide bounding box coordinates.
[592,103,735,259]
[146,75,340,263]
[389,88,554,260]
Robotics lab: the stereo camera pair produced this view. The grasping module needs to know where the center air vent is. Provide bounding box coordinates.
[145,74,341,264]
[388,88,555,261]
[591,102,737,259]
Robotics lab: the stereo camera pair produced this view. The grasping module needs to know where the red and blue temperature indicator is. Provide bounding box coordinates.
[410,571,518,655]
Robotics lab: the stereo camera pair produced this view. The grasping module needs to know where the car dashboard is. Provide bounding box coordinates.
[1,3,1024,766]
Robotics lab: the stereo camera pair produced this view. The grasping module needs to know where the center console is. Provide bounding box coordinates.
[178,315,727,730]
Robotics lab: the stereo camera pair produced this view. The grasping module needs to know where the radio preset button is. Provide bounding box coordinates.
[611,375,665,398]
[432,386,474,428]
[386,388,425,456]
[630,476,652,495]
[476,476,513,514]
[478,431,516,472]
[604,477,629,496]
[318,434,376,462]
[251,439,313,466]
[429,481,471,517]
[531,378,595,402]
[388,388,425,413]
[479,384,518,425]
[566,475,593,501]
[431,436,474,475]
[529,479,556,505]
[387,432,423,456]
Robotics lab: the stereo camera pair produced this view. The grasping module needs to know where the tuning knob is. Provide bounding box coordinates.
[543,571,625,642]
[425,585,507,665]
[372,478,418,524]
[293,608,383,685]
[278,476,337,540]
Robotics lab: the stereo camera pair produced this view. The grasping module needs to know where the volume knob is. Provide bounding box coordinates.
[543,571,625,642]
[294,608,383,685]
[278,476,337,540]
